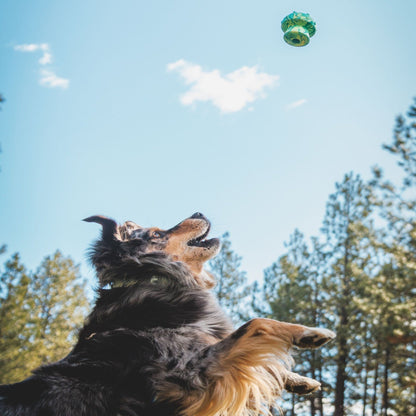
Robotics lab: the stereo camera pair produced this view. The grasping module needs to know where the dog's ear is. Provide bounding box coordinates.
[83,215,118,242]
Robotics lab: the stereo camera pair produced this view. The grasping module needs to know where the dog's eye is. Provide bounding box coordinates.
[150,276,159,284]
[152,231,161,238]
[150,276,169,286]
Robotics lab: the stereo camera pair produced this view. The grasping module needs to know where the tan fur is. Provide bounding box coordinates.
[162,219,217,285]
[184,344,291,415]
[156,319,314,416]
[117,217,219,288]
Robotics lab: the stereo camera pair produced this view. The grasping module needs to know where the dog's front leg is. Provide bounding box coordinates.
[181,318,335,416]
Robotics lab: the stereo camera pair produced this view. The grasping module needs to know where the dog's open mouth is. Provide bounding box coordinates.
[187,224,218,248]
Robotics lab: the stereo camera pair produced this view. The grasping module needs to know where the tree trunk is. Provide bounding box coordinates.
[310,350,316,416]
[291,392,295,416]
[362,331,370,416]
[371,351,379,416]
[413,384,416,416]
[334,233,351,416]
[318,360,324,416]
[362,362,369,416]
[334,279,349,416]
[334,324,347,416]
[382,345,390,416]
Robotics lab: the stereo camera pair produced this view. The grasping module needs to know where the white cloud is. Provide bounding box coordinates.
[286,98,307,110]
[39,69,69,89]
[15,43,52,65]
[167,59,278,113]
[15,43,68,88]
[15,43,42,52]
[39,52,52,65]
[14,43,49,52]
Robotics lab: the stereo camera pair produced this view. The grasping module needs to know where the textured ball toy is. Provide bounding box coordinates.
[281,12,316,47]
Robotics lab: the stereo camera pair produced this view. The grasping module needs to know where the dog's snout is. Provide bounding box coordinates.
[190,212,206,220]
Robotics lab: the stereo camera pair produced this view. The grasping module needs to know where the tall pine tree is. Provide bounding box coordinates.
[209,232,249,324]
[0,250,89,383]
[370,98,416,415]
[321,173,375,416]
[263,231,332,416]
[0,253,36,383]
[30,251,89,366]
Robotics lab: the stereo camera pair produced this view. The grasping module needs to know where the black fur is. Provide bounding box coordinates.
[0,214,334,415]
[0,253,232,416]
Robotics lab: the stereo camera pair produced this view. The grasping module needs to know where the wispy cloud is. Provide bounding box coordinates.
[14,43,69,89]
[15,44,43,52]
[39,52,52,65]
[286,98,307,110]
[39,69,69,89]
[167,59,278,113]
[15,43,52,65]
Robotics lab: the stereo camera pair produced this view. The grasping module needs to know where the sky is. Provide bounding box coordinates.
[1,0,415,286]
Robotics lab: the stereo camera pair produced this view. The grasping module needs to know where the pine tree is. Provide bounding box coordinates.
[263,230,313,325]
[0,252,36,383]
[30,251,89,366]
[258,100,416,415]
[321,173,375,416]
[263,234,309,416]
[383,97,416,187]
[209,232,250,324]
[263,231,332,416]
[0,250,90,383]
[370,98,416,415]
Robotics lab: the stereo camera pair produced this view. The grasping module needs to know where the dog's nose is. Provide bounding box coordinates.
[190,212,206,220]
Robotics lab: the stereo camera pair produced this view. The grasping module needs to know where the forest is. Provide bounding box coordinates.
[1,99,415,416]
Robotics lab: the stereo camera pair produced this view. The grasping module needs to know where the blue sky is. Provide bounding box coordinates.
[1,0,415,285]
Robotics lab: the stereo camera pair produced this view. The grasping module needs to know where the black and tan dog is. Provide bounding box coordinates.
[0,213,335,416]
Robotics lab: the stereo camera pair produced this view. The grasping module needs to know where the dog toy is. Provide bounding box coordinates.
[281,12,316,47]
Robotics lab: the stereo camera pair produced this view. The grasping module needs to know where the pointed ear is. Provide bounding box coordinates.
[83,215,118,241]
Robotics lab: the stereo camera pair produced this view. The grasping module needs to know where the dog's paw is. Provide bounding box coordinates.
[285,372,321,395]
[294,327,336,349]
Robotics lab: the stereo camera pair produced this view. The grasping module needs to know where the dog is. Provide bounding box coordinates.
[0,213,335,416]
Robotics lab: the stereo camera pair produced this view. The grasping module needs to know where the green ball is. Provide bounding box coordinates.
[281,11,316,47]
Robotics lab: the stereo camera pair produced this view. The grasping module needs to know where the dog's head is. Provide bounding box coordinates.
[84,212,220,289]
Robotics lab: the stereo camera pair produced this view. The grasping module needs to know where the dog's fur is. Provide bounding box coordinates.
[0,213,335,416]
